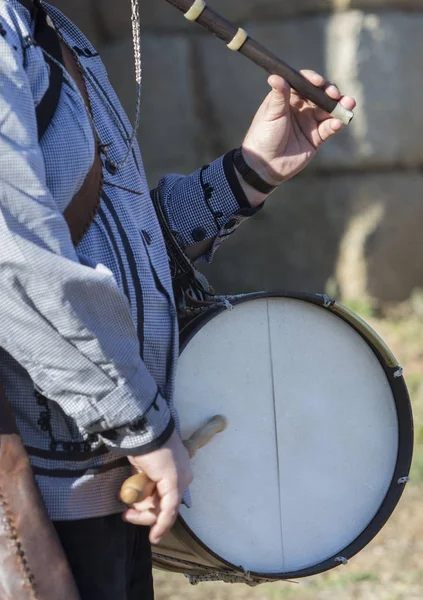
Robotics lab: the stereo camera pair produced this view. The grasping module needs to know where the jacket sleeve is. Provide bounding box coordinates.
[154,152,263,262]
[0,6,173,456]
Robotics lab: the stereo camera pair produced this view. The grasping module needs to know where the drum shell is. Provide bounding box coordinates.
[152,520,229,576]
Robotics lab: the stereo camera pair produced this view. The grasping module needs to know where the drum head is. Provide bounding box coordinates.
[175,295,411,577]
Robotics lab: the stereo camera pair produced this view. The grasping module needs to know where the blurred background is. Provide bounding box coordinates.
[50,1,423,598]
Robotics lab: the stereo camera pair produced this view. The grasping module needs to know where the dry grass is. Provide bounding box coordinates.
[154,306,423,600]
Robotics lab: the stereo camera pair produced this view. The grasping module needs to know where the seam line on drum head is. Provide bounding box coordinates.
[267,299,286,571]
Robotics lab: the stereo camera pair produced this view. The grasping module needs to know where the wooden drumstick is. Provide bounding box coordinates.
[120,415,227,505]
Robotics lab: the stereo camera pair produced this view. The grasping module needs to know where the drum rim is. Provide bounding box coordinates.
[176,291,414,580]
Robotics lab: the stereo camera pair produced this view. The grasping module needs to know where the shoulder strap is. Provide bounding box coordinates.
[15,0,102,245]
[14,0,34,12]
[18,0,103,246]
[15,0,64,140]
[64,152,103,247]
[59,40,103,246]
[33,2,64,141]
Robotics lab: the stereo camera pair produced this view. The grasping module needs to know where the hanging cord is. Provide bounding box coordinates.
[90,0,143,173]
[104,0,143,172]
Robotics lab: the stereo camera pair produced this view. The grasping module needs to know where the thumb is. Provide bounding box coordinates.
[264,75,291,121]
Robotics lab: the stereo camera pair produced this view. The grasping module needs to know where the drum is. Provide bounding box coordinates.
[152,292,413,585]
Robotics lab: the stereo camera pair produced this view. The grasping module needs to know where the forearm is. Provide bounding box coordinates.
[0,201,174,451]
[183,174,266,261]
[154,152,263,263]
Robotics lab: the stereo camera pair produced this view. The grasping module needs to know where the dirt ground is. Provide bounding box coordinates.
[154,307,423,600]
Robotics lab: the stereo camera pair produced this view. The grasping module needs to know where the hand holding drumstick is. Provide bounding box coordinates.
[121,416,227,544]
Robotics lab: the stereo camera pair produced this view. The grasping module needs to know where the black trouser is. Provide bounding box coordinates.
[54,514,154,600]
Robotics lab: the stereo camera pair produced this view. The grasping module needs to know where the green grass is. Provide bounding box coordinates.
[254,570,381,600]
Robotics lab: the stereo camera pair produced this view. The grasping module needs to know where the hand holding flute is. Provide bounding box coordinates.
[239,70,356,206]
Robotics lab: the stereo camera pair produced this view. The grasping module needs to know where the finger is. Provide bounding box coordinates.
[149,488,180,545]
[132,491,160,513]
[264,75,291,121]
[297,70,351,107]
[123,507,159,527]
[122,490,160,526]
[313,93,356,122]
[324,82,341,100]
[298,69,326,88]
[317,118,343,143]
[268,74,289,92]
[340,95,356,111]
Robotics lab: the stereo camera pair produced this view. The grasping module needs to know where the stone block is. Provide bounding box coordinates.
[196,11,423,171]
[208,1,423,21]
[47,0,101,47]
[317,10,423,169]
[339,174,423,303]
[99,34,204,186]
[200,173,423,303]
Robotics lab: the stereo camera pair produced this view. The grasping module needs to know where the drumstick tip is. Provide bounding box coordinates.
[209,415,228,432]
[120,486,141,505]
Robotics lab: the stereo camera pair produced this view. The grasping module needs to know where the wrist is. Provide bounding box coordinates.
[240,146,282,187]
[232,146,280,208]
[234,166,267,209]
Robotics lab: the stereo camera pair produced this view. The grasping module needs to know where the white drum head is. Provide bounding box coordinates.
[176,297,400,575]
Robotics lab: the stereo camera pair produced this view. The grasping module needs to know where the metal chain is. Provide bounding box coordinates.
[131,0,143,88]
[98,0,143,172]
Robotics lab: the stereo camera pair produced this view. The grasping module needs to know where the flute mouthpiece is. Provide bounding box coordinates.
[331,103,354,125]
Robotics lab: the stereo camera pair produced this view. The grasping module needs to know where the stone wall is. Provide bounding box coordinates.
[50,0,423,303]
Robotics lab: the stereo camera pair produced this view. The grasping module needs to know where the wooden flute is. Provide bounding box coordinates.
[162,0,354,125]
